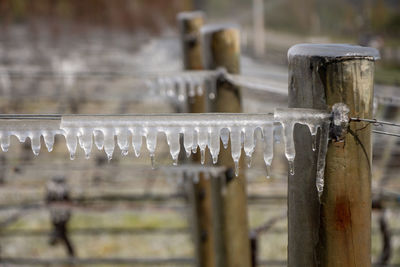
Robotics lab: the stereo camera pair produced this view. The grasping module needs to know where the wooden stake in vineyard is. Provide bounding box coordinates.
[202,24,251,267]
[288,44,379,267]
[177,11,216,267]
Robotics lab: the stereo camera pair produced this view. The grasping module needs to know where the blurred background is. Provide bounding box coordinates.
[0,0,399,266]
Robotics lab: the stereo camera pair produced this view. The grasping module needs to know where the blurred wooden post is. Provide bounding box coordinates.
[288,44,378,267]
[202,24,251,267]
[178,11,215,267]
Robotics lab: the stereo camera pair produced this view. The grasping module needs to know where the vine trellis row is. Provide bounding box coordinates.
[0,107,337,197]
[0,69,397,106]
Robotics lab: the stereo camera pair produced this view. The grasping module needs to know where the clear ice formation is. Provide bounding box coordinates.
[161,164,227,184]
[145,70,219,102]
[0,119,63,155]
[0,108,332,195]
[145,69,289,102]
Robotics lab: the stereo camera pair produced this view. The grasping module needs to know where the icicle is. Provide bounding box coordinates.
[245,156,252,168]
[188,81,196,98]
[263,124,274,171]
[0,135,10,152]
[197,79,204,96]
[288,160,295,175]
[43,132,55,152]
[234,160,239,177]
[103,130,115,161]
[316,121,330,199]
[244,127,255,166]
[220,128,230,149]
[183,128,194,157]
[146,128,157,166]
[78,128,93,159]
[65,130,78,160]
[208,76,217,100]
[177,77,187,102]
[117,128,129,156]
[197,127,208,165]
[209,127,220,164]
[274,108,331,177]
[311,134,317,152]
[280,121,295,167]
[230,127,242,176]
[266,165,271,179]
[94,130,104,150]
[192,130,198,154]
[166,128,181,165]
[131,128,142,157]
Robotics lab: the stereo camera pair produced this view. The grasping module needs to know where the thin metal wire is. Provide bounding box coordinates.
[350,117,400,128]
[0,114,61,120]
[373,130,400,138]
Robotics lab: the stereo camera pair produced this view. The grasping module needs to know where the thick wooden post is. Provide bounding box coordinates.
[202,24,251,267]
[287,44,379,267]
[178,11,215,267]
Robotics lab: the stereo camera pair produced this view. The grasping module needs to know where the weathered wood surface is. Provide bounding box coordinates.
[178,11,215,267]
[202,25,251,267]
[288,44,377,267]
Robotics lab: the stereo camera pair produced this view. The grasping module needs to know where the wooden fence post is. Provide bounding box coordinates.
[177,11,216,267]
[202,24,251,267]
[287,44,379,267]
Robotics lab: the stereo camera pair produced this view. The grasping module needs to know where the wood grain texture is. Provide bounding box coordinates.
[178,12,215,267]
[288,49,375,267]
[202,26,251,267]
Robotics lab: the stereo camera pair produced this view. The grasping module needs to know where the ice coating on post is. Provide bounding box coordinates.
[288,44,380,61]
[0,119,64,155]
[274,108,331,179]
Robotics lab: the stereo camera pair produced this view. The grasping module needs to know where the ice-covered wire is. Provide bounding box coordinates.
[372,130,400,138]
[350,117,400,137]
[350,117,400,128]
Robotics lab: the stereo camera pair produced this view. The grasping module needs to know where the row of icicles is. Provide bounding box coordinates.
[0,108,332,197]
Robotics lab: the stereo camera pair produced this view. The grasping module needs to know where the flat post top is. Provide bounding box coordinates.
[288,43,380,61]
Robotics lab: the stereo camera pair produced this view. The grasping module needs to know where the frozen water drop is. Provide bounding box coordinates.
[311,134,317,152]
[200,148,205,165]
[212,155,218,164]
[246,155,252,168]
[288,160,295,176]
[234,160,239,177]
[266,165,271,179]
[173,157,178,166]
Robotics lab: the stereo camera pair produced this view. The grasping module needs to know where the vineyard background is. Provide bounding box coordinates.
[0,0,399,266]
